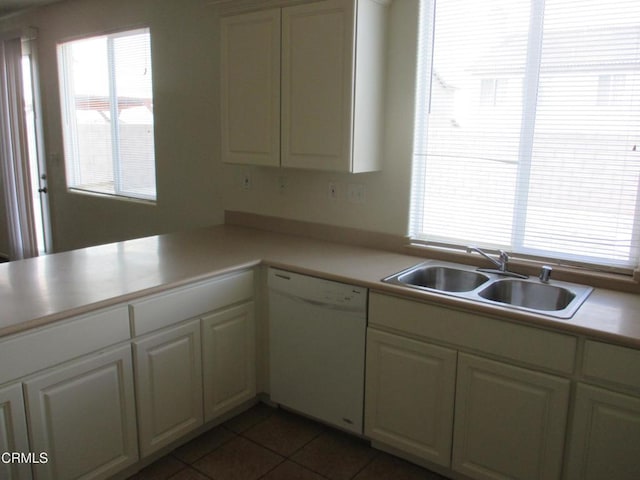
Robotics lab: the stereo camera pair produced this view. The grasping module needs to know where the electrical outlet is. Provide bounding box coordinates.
[242,172,251,190]
[347,183,366,204]
[328,182,338,200]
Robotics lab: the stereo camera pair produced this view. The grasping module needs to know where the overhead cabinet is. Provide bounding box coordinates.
[220,0,388,172]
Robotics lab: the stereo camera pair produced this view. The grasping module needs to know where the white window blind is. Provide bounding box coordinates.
[58,28,156,201]
[411,0,640,271]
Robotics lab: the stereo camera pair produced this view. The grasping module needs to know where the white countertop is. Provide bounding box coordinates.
[2,224,640,348]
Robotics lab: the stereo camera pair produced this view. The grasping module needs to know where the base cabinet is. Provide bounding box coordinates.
[134,319,203,457]
[452,354,570,480]
[365,328,456,467]
[0,383,31,480]
[202,302,256,422]
[565,383,640,480]
[24,344,138,480]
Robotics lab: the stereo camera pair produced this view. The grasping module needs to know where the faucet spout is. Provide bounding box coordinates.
[467,246,508,271]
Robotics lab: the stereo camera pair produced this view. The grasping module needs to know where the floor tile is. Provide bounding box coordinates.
[353,453,449,480]
[260,460,326,480]
[224,402,276,433]
[291,430,377,480]
[128,455,186,479]
[167,466,211,480]
[194,436,283,480]
[172,425,236,464]
[243,409,324,456]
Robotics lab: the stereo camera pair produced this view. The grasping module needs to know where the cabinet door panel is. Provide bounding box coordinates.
[24,345,137,480]
[0,383,31,480]
[221,9,281,166]
[453,353,569,480]
[281,0,354,170]
[134,320,203,457]
[365,328,457,467]
[202,302,256,422]
[565,384,640,480]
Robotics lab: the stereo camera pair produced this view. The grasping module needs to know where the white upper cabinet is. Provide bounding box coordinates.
[220,10,281,167]
[221,0,388,172]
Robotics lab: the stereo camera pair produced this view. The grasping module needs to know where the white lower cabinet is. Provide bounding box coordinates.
[452,353,570,480]
[0,383,31,480]
[202,302,256,422]
[134,319,203,458]
[365,328,456,467]
[24,344,138,480]
[565,383,640,480]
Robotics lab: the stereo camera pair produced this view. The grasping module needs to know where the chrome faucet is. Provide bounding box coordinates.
[467,246,528,279]
[467,246,509,271]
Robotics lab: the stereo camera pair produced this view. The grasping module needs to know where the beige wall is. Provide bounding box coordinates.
[0,0,419,253]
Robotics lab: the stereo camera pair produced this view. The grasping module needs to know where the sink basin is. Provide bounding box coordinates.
[393,265,489,292]
[478,279,575,311]
[383,260,593,319]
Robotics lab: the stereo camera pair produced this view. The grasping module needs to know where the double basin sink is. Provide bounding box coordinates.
[383,261,593,319]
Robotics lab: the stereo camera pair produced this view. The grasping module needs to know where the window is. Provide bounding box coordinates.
[411,0,640,271]
[58,28,156,201]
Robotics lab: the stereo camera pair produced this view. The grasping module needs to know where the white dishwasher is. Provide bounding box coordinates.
[268,268,367,434]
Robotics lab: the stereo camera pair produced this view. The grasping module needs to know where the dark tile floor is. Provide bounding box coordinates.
[129,403,449,480]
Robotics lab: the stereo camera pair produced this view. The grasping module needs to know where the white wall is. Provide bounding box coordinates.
[0,0,420,252]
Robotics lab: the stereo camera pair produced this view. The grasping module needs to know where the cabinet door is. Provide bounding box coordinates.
[281,0,355,171]
[453,353,570,480]
[134,319,203,457]
[365,329,457,467]
[565,383,640,480]
[24,344,137,480]
[0,383,31,480]
[220,9,281,166]
[202,302,256,422]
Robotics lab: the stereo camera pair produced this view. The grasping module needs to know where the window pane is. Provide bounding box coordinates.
[411,0,640,269]
[415,0,531,247]
[525,0,640,265]
[58,28,156,201]
[113,32,156,199]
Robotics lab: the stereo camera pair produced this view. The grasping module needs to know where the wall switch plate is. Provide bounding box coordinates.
[278,176,287,194]
[328,182,338,200]
[242,172,251,190]
[347,183,365,204]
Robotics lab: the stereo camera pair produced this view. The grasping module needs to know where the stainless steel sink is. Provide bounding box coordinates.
[395,265,489,292]
[383,261,593,319]
[479,279,580,311]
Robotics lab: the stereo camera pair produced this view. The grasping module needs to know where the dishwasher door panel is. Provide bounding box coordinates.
[269,281,366,434]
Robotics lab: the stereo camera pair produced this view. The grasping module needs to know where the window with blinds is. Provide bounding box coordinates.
[410,0,640,271]
[58,28,156,201]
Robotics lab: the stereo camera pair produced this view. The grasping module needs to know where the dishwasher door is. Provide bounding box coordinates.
[268,268,367,434]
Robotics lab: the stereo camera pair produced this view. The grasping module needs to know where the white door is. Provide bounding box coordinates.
[134,319,203,457]
[452,353,570,480]
[565,383,640,480]
[202,302,256,422]
[0,383,31,480]
[21,37,52,254]
[220,9,281,166]
[365,328,457,467]
[24,344,138,480]
[281,0,354,171]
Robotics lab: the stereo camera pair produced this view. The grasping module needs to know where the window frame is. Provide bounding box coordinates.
[409,0,640,275]
[57,27,156,203]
